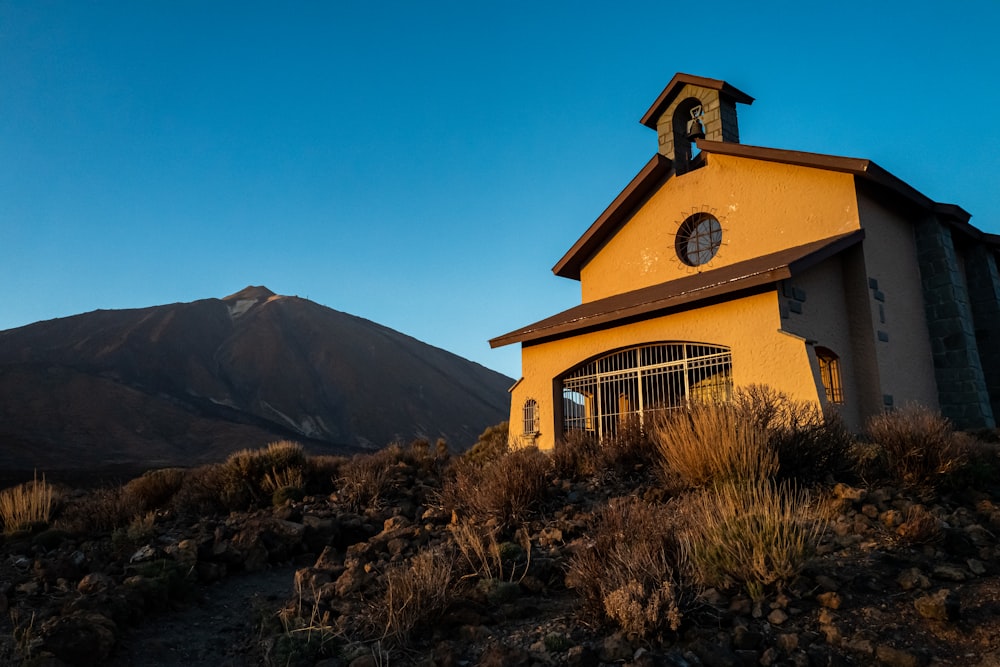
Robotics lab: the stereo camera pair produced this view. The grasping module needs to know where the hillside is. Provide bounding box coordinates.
[0,286,512,473]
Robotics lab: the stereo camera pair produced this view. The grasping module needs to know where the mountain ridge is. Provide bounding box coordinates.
[0,287,513,473]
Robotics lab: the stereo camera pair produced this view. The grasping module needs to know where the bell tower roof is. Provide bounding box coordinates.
[640,73,754,175]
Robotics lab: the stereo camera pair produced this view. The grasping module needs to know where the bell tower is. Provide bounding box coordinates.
[640,74,754,175]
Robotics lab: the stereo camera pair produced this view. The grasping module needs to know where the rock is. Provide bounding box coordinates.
[932,564,967,582]
[832,483,866,502]
[564,644,599,667]
[875,644,920,667]
[897,568,930,591]
[76,572,115,595]
[814,574,839,591]
[776,633,800,652]
[967,558,987,576]
[881,509,904,528]
[816,591,842,609]
[479,643,531,666]
[599,633,634,662]
[767,608,789,625]
[732,626,763,650]
[914,589,960,621]
[688,638,740,667]
[39,611,116,666]
[128,545,160,564]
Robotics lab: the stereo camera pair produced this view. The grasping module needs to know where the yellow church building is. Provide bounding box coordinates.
[490,74,1000,451]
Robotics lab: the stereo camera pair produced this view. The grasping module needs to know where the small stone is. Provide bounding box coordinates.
[77,572,115,595]
[914,588,960,621]
[881,509,904,528]
[759,646,780,666]
[932,564,968,582]
[967,558,987,576]
[897,568,931,591]
[817,608,837,625]
[564,645,598,667]
[875,644,920,667]
[599,633,633,662]
[776,633,799,652]
[814,574,839,591]
[861,504,879,519]
[816,591,842,609]
[820,623,841,645]
[832,483,866,502]
[732,625,762,650]
[767,608,789,625]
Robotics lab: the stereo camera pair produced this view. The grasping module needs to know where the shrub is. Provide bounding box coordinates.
[450,520,530,582]
[220,441,308,509]
[677,479,825,600]
[551,429,602,479]
[336,447,402,512]
[566,497,687,637]
[864,405,968,493]
[122,468,186,513]
[654,402,777,489]
[442,446,551,531]
[54,485,135,534]
[734,385,852,482]
[366,547,454,645]
[464,421,509,465]
[0,473,55,534]
[172,464,229,516]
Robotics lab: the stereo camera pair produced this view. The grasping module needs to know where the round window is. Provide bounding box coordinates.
[675,212,722,266]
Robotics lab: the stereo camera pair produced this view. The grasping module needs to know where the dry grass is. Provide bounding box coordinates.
[864,405,969,493]
[450,520,530,582]
[0,472,55,534]
[676,479,825,600]
[654,402,777,489]
[336,447,402,511]
[367,547,454,645]
[221,440,308,509]
[55,485,136,534]
[442,446,551,531]
[566,497,687,637]
[463,421,510,465]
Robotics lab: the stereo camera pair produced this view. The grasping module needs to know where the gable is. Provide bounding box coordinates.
[576,152,862,302]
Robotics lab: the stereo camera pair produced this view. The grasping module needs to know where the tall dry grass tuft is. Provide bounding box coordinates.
[442,446,551,531]
[336,446,404,511]
[0,472,55,534]
[122,467,186,513]
[864,405,968,493]
[566,497,687,637]
[654,402,777,489]
[677,479,825,600]
[450,520,530,582]
[367,547,454,645]
[55,485,136,534]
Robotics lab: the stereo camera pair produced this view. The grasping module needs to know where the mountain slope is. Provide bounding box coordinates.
[0,286,513,471]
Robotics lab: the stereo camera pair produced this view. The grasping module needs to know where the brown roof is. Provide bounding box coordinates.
[490,230,865,349]
[553,141,977,280]
[640,74,754,129]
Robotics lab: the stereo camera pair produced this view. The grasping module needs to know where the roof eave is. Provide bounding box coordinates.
[552,153,673,280]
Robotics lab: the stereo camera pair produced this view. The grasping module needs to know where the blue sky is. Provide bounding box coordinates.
[2,1,998,380]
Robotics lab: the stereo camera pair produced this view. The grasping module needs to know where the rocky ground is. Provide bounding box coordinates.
[1,441,999,667]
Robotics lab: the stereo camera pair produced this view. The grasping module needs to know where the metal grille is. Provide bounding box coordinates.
[816,348,844,404]
[522,398,539,434]
[562,342,732,439]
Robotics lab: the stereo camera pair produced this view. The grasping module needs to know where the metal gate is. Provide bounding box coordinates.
[561,342,732,439]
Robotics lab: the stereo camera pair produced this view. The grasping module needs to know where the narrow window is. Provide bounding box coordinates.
[522,398,539,435]
[816,347,844,404]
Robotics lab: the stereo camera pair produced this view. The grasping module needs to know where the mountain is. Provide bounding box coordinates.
[0,286,513,473]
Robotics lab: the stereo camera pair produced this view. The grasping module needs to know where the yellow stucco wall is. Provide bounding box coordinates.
[579,155,861,302]
[508,291,820,451]
[855,192,940,412]
[779,258,868,429]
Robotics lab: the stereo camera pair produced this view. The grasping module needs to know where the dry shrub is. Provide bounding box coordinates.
[464,421,510,465]
[336,446,406,511]
[734,385,852,482]
[566,497,686,637]
[122,468,186,513]
[442,446,551,531]
[551,428,602,478]
[304,455,343,493]
[654,402,777,489]
[864,405,968,492]
[677,479,825,600]
[55,485,136,534]
[0,473,56,534]
[172,464,229,516]
[220,441,308,509]
[367,547,454,645]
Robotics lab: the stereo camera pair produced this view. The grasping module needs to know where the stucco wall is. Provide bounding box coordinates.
[856,192,940,413]
[578,155,861,302]
[508,290,820,451]
[779,257,869,430]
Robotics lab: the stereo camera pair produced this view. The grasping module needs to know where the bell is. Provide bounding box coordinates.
[686,117,705,141]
